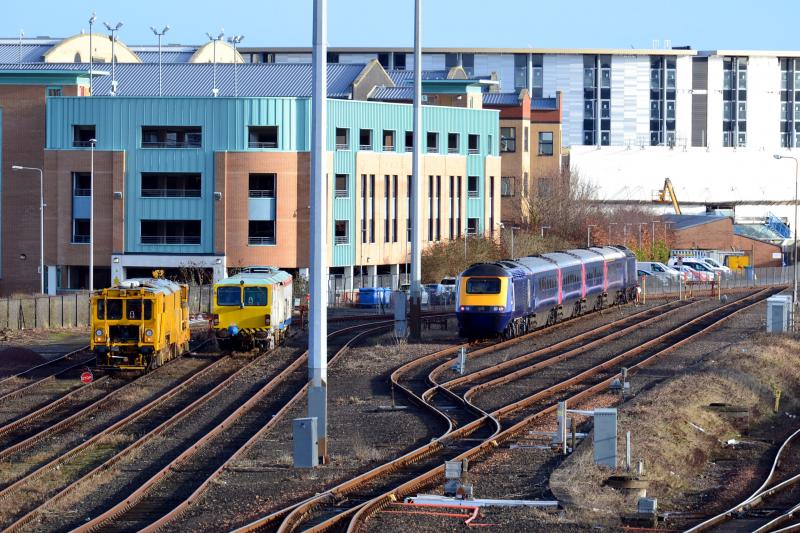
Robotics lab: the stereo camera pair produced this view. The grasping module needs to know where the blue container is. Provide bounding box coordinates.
[744,266,754,281]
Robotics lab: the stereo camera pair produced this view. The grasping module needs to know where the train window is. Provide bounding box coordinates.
[466,277,501,294]
[244,287,268,306]
[143,300,152,320]
[106,299,123,320]
[127,300,142,320]
[217,287,242,306]
[97,300,104,320]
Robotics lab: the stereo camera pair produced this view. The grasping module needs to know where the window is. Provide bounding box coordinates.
[538,131,554,156]
[249,173,276,198]
[500,127,516,152]
[359,129,372,150]
[447,133,459,153]
[468,134,479,154]
[361,174,367,244]
[248,220,276,245]
[514,54,528,91]
[72,218,90,243]
[382,130,395,151]
[73,125,96,147]
[538,178,553,198]
[334,220,349,245]
[426,132,439,153]
[501,177,515,197]
[336,128,350,150]
[335,174,349,198]
[46,87,62,97]
[248,126,278,148]
[467,218,478,235]
[243,287,268,306]
[140,220,201,245]
[385,175,391,242]
[466,277,500,294]
[524,127,529,153]
[467,176,479,198]
[141,126,201,148]
[72,172,91,196]
[405,131,413,152]
[105,299,123,320]
[141,173,201,197]
[523,172,529,197]
[217,287,242,306]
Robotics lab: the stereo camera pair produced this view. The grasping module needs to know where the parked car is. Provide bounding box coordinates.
[699,257,732,275]
[637,261,681,280]
[637,269,670,286]
[669,257,725,279]
[675,265,711,282]
[424,283,452,305]
[398,283,430,305]
[440,277,457,294]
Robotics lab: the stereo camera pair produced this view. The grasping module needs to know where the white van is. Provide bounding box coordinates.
[637,261,680,280]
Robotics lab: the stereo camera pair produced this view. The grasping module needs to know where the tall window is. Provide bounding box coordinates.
[501,176,515,197]
[383,130,395,151]
[723,57,747,147]
[449,175,455,240]
[384,175,390,242]
[369,174,376,243]
[426,132,439,153]
[489,176,495,238]
[334,220,349,244]
[538,131,554,156]
[392,175,398,242]
[650,56,676,146]
[72,172,91,196]
[361,174,367,244]
[467,218,478,235]
[456,176,462,238]
[428,175,434,241]
[523,127,529,153]
[500,127,516,152]
[436,175,441,241]
[359,129,373,150]
[405,131,413,152]
[583,55,611,146]
[335,174,349,198]
[407,175,412,241]
[335,127,350,150]
[468,134,479,154]
[780,58,800,147]
[447,133,459,154]
[249,174,276,198]
[467,176,479,198]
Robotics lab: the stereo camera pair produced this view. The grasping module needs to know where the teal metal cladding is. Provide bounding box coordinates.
[46,97,498,264]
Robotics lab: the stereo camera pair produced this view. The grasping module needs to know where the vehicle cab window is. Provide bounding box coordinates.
[217,287,242,306]
[244,287,268,306]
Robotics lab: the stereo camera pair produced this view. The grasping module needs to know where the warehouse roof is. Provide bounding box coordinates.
[662,214,730,230]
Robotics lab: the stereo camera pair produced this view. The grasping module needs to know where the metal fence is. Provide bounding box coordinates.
[640,266,794,299]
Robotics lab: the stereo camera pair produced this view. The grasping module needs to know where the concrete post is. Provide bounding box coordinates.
[345,265,354,292]
[409,0,423,340]
[308,0,329,465]
[367,265,378,287]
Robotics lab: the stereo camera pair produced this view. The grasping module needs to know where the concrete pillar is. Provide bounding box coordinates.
[46,266,57,295]
[345,265,354,291]
[368,265,378,287]
[212,256,227,283]
[111,255,124,284]
[390,264,400,289]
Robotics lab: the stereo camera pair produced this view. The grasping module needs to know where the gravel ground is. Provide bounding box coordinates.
[0,353,247,529]
[367,292,776,532]
[171,323,462,532]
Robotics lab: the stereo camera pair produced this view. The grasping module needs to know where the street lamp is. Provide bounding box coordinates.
[18,29,24,64]
[103,21,123,96]
[227,35,244,97]
[587,224,597,248]
[90,138,97,291]
[150,25,170,96]
[774,154,799,324]
[88,13,95,94]
[11,165,44,294]
[206,30,225,97]
[651,220,659,255]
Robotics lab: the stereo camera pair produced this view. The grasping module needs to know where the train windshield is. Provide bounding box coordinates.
[466,277,501,294]
[97,299,123,320]
[217,287,242,306]
[125,300,153,320]
[243,287,268,306]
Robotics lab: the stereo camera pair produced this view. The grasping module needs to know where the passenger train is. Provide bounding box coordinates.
[212,266,293,351]
[456,245,638,339]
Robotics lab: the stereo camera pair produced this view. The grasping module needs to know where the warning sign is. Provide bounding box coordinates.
[80,371,93,384]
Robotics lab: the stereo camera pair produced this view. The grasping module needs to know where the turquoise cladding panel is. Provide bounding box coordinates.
[326,100,498,267]
[46,97,311,254]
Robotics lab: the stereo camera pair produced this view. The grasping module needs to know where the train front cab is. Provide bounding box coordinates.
[213,281,283,351]
[456,264,513,338]
[590,246,630,304]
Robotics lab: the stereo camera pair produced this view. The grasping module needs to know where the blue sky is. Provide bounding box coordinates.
[2,0,797,50]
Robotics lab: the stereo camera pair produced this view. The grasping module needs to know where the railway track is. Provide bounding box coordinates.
[0,345,91,405]
[233,288,777,533]
[6,321,393,532]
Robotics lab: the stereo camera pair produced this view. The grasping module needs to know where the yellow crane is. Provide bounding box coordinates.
[654,178,682,215]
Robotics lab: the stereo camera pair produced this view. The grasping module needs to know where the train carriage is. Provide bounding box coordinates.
[212,266,293,352]
[457,244,639,340]
[91,278,190,372]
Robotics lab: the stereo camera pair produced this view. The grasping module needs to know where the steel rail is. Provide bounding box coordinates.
[0,348,92,403]
[343,287,778,533]
[70,322,392,533]
[140,324,393,533]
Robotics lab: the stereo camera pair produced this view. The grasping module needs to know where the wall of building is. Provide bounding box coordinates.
[670,217,781,267]
[731,234,783,267]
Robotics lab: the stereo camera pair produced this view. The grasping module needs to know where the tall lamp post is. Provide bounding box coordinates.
[11,166,44,294]
[206,30,224,97]
[150,25,170,96]
[18,29,24,64]
[774,154,799,325]
[103,21,123,96]
[227,35,244,97]
[88,13,95,94]
[89,138,96,291]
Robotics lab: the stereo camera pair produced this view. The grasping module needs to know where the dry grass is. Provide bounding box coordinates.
[352,436,383,463]
[551,334,800,517]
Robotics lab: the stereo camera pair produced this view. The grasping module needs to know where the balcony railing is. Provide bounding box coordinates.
[141,141,201,149]
[248,141,277,149]
[72,140,95,148]
[383,145,395,151]
[468,148,479,155]
[248,236,276,245]
[248,190,276,198]
[359,144,372,151]
[405,146,413,152]
[72,235,90,244]
[334,235,349,245]
[448,147,459,154]
[335,189,349,198]
[427,147,439,153]
[142,189,201,198]
[468,190,479,198]
[73,188,91,196]
[141,235,201,245]
[335,143,349,151]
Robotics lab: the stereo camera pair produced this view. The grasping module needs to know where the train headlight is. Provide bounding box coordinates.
[145,329,153,337]
[95,328,103,337]
[495,306,505,311]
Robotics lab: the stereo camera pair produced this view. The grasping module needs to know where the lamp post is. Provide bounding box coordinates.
[18,29,24,64]
[11,165,44,294]
[89,138,96,291]
[511,225,519,260]
[88,13,95,94]
[227,35,244,97]
[651,220,659,256]
[150,25,170,96]
[587,224,597,248]
[206,30,224,97]
[103,21,123,96]
[774,154,799,325]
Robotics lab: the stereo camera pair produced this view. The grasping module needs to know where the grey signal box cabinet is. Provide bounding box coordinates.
[293,417,319,468]
[594,408,618,468]
[767,295,792,333]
